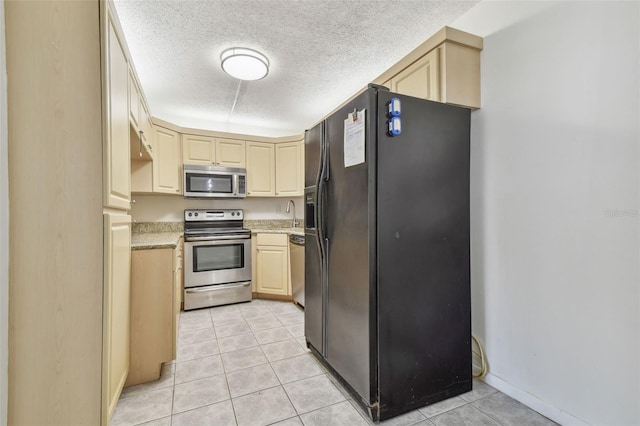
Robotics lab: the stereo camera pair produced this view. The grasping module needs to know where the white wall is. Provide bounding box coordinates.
[0,0,8,423]
[452,2,639,425]
[131,195,304,222]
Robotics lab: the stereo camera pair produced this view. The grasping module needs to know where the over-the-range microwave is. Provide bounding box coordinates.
[183,164,247,198]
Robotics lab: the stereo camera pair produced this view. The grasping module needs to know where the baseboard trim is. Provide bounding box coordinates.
[254,293,293,302]
[482,373,588,426]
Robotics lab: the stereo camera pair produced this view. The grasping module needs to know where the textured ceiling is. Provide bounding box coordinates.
[113,0,480,137]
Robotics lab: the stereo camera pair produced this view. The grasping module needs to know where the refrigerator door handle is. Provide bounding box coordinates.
[321,123,329,181]
[322,237,329,356]
[316,122,328,259]
[315,122,329,357]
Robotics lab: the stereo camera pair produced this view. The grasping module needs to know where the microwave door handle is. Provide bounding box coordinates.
[233,174,238,197]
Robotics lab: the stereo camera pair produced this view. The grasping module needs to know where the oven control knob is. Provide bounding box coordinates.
[231,212,235,216]
[194,212,199,217]
[188,212,192,217]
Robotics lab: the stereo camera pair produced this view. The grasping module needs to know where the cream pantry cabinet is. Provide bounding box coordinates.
[8,1,135,424]
[182,134,246,167]
[104,8,131,210]
[102,213,131,424]
[246,141,276,197]
[275,141,304,197]
[154,127,182,194]
[255,233,290,297]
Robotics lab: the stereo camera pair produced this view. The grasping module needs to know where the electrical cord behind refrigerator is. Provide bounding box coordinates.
[472,334,488,379]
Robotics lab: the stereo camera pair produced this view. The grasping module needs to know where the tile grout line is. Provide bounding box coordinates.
[469,395,508,426]
[121,302,307,425]
[466,403,505,426]
[263,340,301,420]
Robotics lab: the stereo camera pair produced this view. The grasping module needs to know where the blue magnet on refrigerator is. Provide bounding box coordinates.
[387,97,401,117]
[388,117,401,137]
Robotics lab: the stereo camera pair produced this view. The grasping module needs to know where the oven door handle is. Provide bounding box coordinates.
[186,234,251,242]
[185,281,251,292]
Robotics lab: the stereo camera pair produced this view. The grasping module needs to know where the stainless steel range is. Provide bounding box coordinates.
[183,209,252,310]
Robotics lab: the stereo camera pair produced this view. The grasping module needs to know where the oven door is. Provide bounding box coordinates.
[184,235,252,288]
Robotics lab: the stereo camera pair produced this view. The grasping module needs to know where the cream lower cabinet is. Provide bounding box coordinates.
[127,240,182,387]
[173,239,183,358]
[246,142,276,197]
[154,127,182,194]
[275,141,304,197]
[255,233,290,297]
[103,213,132,424]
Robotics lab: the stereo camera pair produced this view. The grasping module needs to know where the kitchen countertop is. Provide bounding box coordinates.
[131,231,183,250]
[244,219,304,237]
[131,220,304,250]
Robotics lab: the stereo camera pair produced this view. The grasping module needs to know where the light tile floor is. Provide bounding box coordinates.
[111,299,556,426]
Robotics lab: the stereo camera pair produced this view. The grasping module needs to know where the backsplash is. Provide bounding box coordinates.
[130,195,304,222]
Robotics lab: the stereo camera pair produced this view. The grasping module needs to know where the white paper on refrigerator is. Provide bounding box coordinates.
[344,109,366,167]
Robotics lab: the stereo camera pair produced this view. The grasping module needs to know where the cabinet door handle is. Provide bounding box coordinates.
[176,189,180,193]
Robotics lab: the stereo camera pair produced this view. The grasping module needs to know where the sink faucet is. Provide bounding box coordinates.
[286,200,299,228]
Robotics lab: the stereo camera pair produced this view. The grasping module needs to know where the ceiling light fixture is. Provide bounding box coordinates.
[221,48,270,81]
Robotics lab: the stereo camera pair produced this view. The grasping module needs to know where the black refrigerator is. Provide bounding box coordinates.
[304,86,471,422]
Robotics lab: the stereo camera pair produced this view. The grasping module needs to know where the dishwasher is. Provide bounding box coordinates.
[289,234,305,307]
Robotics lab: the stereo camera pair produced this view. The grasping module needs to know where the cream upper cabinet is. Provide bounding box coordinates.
[275,141,303,197]
[153,127,182,194]
[390,48,441,102]
[246,141,275,197]
[128,68,152,160]
[216,138,246,167]
[437,41,481,109]
[138,103,153,158]
[255,233,290,296]
[130,130,154,194]
[128,69,141,130]
[182,134,215,165]
[376,27,482,109]
[102,213,131,424]
[183,135,246,167]
[104,12,130,210]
